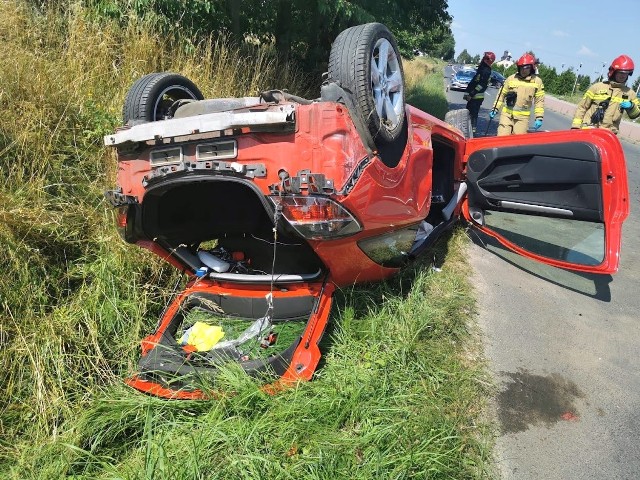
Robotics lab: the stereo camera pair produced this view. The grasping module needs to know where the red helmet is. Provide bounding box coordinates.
[482,51,496,65]
[516,53,536,67]
[608,54,634,79]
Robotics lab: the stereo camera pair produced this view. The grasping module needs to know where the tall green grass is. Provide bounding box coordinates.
[0,0,309,465]
[404,57,450,120]
[0,2,492,478]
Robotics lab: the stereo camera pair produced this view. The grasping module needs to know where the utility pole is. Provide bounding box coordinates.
[571,63,583,96]
[598,62,606,82]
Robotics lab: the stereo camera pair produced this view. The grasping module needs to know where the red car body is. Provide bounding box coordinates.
[105,23,628,398]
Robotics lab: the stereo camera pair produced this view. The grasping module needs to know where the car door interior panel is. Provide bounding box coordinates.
[465,142,603,222]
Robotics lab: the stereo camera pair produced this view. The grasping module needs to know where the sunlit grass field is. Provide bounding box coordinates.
[404,56,451,120]
[0,2,493,478]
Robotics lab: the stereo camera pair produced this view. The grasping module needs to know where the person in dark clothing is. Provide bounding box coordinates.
[463,51,495,133]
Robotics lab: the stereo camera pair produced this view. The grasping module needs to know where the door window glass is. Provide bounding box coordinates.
[484,210,604,266]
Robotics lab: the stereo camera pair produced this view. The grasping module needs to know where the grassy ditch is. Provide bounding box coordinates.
[404,57,451,120]
[0,3,492,478]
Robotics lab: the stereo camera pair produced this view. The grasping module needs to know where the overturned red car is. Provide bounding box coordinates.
[104,23,629,399]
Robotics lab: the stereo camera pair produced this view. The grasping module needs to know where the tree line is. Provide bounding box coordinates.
[32,0,455,74]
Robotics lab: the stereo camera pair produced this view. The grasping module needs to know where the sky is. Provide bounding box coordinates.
[447,0,639,82]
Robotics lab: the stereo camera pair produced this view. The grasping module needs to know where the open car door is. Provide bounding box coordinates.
[462,129,629,274]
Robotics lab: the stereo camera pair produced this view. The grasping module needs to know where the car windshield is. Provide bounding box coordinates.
[455,71,474,81]
[491,71,505,82]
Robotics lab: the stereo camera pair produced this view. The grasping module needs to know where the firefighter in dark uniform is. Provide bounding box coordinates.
[572,55,640,134]
[463,51,495,133]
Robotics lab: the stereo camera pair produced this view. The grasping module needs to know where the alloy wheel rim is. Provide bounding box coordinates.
[370,37,403,130]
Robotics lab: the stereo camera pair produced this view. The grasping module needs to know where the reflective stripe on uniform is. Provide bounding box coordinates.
[584,90,609,102]
[612,95,630,103]
[572,80,639,131]
[502,107,532,117]
[507,79,539,89]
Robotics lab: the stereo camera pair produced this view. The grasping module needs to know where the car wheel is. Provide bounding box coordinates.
[122,72,204,124]
[444,108,473,139]
[328,23,406,146]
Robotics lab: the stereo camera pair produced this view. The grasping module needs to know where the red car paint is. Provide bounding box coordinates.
[105,90,629,399]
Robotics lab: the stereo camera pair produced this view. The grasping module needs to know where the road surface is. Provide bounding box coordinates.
[445,65,640,479]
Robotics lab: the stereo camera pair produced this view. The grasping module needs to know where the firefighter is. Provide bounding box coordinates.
[463,51,495,133]
[571,55,640,134]
[490,53,545,136]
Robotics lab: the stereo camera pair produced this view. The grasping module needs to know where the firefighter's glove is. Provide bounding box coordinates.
[463,94,470,101]
[620,100,633,110]
[533,118,543,130]
[489,109,497,119]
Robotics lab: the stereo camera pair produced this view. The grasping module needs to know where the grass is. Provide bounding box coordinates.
[404,57,450,120]
[0,2,493,478]
[176,307,308,361]
[554,92,586,104]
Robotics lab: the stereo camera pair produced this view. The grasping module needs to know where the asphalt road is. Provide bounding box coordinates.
[445,66,640,479]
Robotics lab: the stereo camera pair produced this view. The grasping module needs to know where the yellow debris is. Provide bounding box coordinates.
[179,322,225,351]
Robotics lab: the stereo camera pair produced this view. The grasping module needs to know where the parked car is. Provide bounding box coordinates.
[104,23,629,399]
[490,70,505,88]
[449,69,476,91]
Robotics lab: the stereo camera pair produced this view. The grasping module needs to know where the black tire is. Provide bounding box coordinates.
[444,108,474,139]
[328,23,406,146]
[122,72,204,124]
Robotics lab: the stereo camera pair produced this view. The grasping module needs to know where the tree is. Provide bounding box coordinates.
[440,38,456,61]
[554,69,577,95]
[456,49,472,65]
[499,60,591,96]
[81,0,452,74]
[578,75,591,93]
[537,64,558,93]
[398,22,455,60]
[503,64,517,78]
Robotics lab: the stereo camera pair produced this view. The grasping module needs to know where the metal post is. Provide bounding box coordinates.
[599,63,606,82]
[571,63,583,96]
